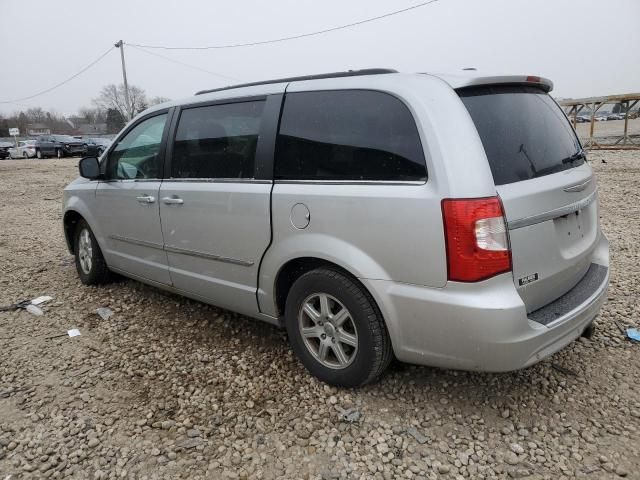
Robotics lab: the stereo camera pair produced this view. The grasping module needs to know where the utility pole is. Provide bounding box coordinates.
[114,40,132,120]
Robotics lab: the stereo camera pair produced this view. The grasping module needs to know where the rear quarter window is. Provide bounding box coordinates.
[459,86,583,186]
[275,90,427,182]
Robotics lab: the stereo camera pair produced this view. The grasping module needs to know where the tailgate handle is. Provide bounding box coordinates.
[563,179,591,192]
[508,189,597,230]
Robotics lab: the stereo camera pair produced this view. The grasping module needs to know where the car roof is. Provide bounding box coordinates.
[139,69,553,119]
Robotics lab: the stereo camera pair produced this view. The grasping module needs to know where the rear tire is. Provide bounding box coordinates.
[73,219,112,285]
[285,267,393,387]
[56,149,63,159]
[23,151,28,159]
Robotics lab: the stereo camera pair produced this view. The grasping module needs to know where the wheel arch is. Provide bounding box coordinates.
[63,210,84,254]
[272,257,389,334]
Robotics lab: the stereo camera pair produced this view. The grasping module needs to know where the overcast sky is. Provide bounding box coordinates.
[1,0,638,116]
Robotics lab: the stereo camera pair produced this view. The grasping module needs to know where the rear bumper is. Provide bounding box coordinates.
[362,233,609,372]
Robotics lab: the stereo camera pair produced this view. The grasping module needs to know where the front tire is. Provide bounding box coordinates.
[36,149,42,159]
[73,220,112,285]
[56,149,63,159]
[285,267,393,387]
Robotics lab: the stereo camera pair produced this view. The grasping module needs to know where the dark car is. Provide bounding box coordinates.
[84,137,112,157]
[35,135,88,158]
[0,141,12,159]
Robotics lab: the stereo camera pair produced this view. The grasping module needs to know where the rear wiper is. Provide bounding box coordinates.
[561,150,585,165]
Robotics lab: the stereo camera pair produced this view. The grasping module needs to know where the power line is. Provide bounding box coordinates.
[127,44,241,81]
[0,47,115,104]
[127,0,440,50]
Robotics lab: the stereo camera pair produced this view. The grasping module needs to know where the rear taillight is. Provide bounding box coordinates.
[441,197,511,282]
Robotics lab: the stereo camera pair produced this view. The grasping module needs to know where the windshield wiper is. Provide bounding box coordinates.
[561,149,585,165]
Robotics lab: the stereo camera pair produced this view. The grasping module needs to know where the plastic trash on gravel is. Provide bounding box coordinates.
[627,328,640,342]
[0,295,53,315]
[25,304,43,316]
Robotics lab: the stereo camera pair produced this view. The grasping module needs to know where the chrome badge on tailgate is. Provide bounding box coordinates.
[518,273,539,286]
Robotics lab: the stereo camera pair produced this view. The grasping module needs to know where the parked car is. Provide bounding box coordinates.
[63,69,609,387]
[9,140,37,158]
[35,135,88,158]
[84,137,112,157]
[0,141,12,159]
[575,116,590,123]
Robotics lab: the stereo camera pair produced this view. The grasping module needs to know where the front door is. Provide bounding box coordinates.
[40,137,55,155]
[94,111,172,285]
[159,98,276,316]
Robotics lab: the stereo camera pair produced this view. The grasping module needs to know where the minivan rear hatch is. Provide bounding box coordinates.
[459,85,599,314]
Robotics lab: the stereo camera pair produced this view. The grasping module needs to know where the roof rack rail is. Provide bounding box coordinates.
[195,68,398,95]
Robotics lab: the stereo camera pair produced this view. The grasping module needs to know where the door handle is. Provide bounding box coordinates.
[136,195,156,204]
[162,196,184,205]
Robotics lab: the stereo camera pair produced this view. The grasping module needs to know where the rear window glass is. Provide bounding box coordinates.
[275,90,426,181]
[459,86,583,185]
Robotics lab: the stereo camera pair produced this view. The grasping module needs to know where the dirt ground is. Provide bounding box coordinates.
[0,151,639,480]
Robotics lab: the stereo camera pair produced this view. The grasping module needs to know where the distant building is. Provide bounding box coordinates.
[27,123,51,136]
[76,123,107,135]
[66,117,108,136]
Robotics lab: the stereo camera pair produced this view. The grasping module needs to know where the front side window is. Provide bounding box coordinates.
[275,90,427,181]
[171,101,265,179]
[107,113,167,180]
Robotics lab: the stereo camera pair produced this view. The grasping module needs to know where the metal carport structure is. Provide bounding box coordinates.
[560,93,640,150]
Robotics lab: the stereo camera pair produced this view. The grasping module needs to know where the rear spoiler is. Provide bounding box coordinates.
[426,73,554,93]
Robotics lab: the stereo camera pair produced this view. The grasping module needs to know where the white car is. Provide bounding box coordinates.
[9,140,37,158]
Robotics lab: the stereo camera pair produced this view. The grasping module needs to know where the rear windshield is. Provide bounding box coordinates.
[459,86,583,185]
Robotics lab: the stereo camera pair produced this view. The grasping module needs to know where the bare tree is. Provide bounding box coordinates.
[93,84,148,121]
[78,106,107,124]
[25,107,46,123]
[149,96,171,106]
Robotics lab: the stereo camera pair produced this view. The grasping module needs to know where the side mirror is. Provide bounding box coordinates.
[79,156,101,179]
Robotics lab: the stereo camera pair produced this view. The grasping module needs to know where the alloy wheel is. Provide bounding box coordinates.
[77,228,93,274]
[298,293,358,369]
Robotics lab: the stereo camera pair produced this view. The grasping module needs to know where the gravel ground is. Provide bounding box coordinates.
[0,151,639,480]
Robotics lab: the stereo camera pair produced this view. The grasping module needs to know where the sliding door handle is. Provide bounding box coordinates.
[136,195,156,204]
[162,196,184,205]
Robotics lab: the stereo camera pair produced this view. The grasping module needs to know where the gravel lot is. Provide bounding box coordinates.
[1,151,639,479]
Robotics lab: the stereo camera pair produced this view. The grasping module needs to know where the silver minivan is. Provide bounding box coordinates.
[63,69,609,387]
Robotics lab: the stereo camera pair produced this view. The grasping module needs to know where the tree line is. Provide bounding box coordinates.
[0,84,170,137]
